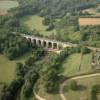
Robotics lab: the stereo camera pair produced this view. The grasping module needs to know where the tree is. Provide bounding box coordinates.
[0,32,30,60]
[25,57,37,66]
[5,18,20,27]
[23,71,39,98]
[46,23,55,31]
[1,78,24,100]
[42,16,50,26]
[23,81,33,97]
[16,63,25,77]
[70,80,78,90]
[91,85,100,100]
[45,68,59,93]
[81,46,91,54]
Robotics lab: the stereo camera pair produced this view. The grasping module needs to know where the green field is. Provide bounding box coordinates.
[35,80,61,100]
[0,52,33,84]
[64,76,100,100]
[62,53,82,76]
[68,31,81,41]
[21,15,56,36]
[37,76,100,100]
[62,53,92,76]
[80,53,92,73]
[0,0,19,11]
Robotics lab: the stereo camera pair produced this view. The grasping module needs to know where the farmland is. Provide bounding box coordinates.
[0,0,18,15]
[0,0,100,100]
[79,18,100,26]
[0,0,18,10]
[62,53,92,76]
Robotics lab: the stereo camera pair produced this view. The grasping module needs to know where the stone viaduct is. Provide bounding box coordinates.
[21,34,77,50]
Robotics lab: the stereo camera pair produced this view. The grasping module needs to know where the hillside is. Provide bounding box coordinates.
[0,0,100,100]
[17,0,100,17]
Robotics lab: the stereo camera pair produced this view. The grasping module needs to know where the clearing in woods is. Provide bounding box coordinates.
[21,15,57,36]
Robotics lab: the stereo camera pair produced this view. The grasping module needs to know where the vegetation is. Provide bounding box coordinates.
[0,1,18,10]
[70,80,78,91]
[0,0,100,100]
[21,15,56,36]
[17,0,99,17]
[0,46,45,100]
[91,85,100,100]
[64,76,100,100]
[0,31,31,60]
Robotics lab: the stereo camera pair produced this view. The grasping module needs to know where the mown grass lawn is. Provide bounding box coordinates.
[0,51,33,84]
[21,15,56,36]
[80,53,92,73]
[62,53,92,76]
[64,76,100,100]
[62,53,82,76]
[0,55,16,84]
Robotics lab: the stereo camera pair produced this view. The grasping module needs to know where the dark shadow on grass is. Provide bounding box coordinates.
[63,85,87,93]
[77,85,87,91]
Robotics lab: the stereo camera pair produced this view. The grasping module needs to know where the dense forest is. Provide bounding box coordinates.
[15,0,100,17]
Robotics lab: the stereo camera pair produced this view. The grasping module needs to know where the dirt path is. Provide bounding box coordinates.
[59,73,100,100]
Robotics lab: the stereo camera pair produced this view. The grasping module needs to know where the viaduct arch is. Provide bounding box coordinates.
[22,34,76,50]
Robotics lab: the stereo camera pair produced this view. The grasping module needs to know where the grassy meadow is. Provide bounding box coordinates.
[21,15,56,36]
[64,76,100,100]
[62,53,92,76]
[0,51,33,84]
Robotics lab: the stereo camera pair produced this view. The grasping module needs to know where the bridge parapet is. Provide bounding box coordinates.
[21,34,76,50]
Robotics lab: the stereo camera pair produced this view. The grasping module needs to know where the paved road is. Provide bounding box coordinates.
[34,89,46,100]
[59,73,100,100]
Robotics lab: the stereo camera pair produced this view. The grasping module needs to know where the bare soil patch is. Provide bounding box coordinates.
[79,18,100,26]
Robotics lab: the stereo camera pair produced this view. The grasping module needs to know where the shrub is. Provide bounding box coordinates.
[70,80,78,90]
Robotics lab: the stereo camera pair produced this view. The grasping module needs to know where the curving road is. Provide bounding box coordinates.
[34,89,46,100]
[13,32,100,100]
[59,73,100,100]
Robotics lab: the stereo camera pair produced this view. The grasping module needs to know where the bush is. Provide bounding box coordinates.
[46,23,55,31]
[70,80,78,90]
[91,85,100,100]
[42,17,50,26]
[81,46,91,54]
